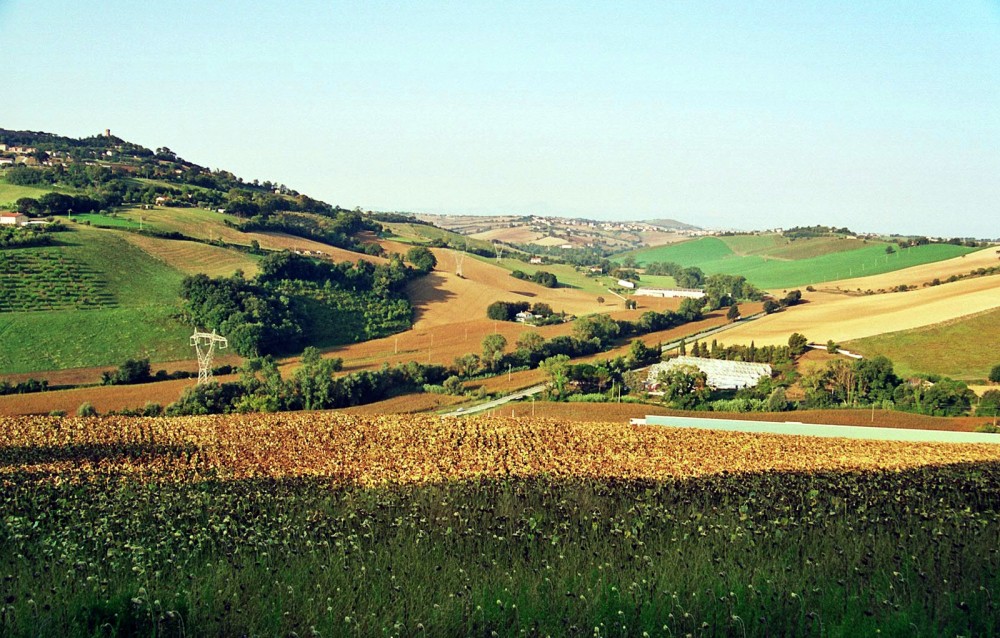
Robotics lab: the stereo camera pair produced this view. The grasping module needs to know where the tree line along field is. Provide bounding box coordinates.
[621,236,979,289]
[1,413,999,636]
[845,307,1000,381]
[0,228,193,373]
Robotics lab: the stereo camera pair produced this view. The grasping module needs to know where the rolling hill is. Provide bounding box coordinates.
[620,235,979,289]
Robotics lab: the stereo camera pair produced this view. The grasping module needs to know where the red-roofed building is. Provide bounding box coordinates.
[0,212,29,226]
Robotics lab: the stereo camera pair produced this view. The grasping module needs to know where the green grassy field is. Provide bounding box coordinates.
[0,180,59,206]
[0,228,192,373]
[844,307,1000,381]
[70,213,141,228]
[115,206,234,239]
[622,237,976,289]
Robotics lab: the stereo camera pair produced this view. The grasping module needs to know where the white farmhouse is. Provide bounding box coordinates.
[0,212,29,227]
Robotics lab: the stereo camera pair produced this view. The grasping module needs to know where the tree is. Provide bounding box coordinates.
[766,387,789,412]
[596,296,605,305]
[481,334,508,372]
[626,339,660,368]
[990,364,1000,384]
[289,347,343,410]
[726,304,740,322]
[405,246,437,273]
[763,300,780,314]
[530,302,553,317]
[76,402,98,417]
[853,355,898,404]
[781,290,803,307]
[977,390,1000,417]
[657,365,710,409]
[572,313,620,345]
[788,333,809,357]
[515,331,545,354]
[453,353,481,377]
[885,245,896,255]
[101,358,153,385]
[540,354,571,400]
[826,339,839,355]
[442,375,465,396]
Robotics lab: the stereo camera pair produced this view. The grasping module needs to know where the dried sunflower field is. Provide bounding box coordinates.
[2,413,999,636]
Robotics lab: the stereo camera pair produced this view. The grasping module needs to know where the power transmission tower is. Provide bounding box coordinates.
[190,329,228,385]
[493,241,505,262]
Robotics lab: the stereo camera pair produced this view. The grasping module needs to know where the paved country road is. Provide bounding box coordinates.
[441,311,766,417]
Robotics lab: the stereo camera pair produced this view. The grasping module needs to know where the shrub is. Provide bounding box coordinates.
[989,364,1000,384]
[76,402,98,417]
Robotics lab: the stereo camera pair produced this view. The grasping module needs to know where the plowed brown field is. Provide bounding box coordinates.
[0,376,238,416]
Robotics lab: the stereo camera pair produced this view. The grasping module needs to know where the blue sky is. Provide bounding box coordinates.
[2,1,998,237]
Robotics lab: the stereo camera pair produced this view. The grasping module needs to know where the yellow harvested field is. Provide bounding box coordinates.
[403,246,612,329]
[718,275,1000,346]
[469,227,543,243]
[121,233,260,277]
[818,246,1000,291]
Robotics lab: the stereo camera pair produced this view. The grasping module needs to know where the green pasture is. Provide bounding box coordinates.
[69,213,140,228]
[0,228,191,373]
[845,307,1000,381]
[0,180,59,206]
[622,237,976,289]
[115,206,233,239]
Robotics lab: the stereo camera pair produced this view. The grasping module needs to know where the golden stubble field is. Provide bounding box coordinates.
[720,274,1000,346]
[3,413,999,485]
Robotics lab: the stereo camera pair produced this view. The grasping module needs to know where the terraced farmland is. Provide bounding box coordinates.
[0,250,115,312]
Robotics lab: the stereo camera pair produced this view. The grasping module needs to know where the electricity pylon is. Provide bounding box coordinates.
[190,329,228,385]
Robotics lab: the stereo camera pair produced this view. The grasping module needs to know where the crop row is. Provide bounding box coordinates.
[0,251,115,312]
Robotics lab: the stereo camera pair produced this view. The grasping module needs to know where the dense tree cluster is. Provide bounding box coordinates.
[165,354,443,415]
[0,222,65,248]
[180,253,419,357]
[510,269,558,288]
[643,261,705,288]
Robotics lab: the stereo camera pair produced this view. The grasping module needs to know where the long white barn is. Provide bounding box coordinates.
[633,287,705,299]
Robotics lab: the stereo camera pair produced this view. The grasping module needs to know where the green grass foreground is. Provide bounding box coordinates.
[2,465,998,636]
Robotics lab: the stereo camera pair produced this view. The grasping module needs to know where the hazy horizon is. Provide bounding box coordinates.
[3,1,998,238]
